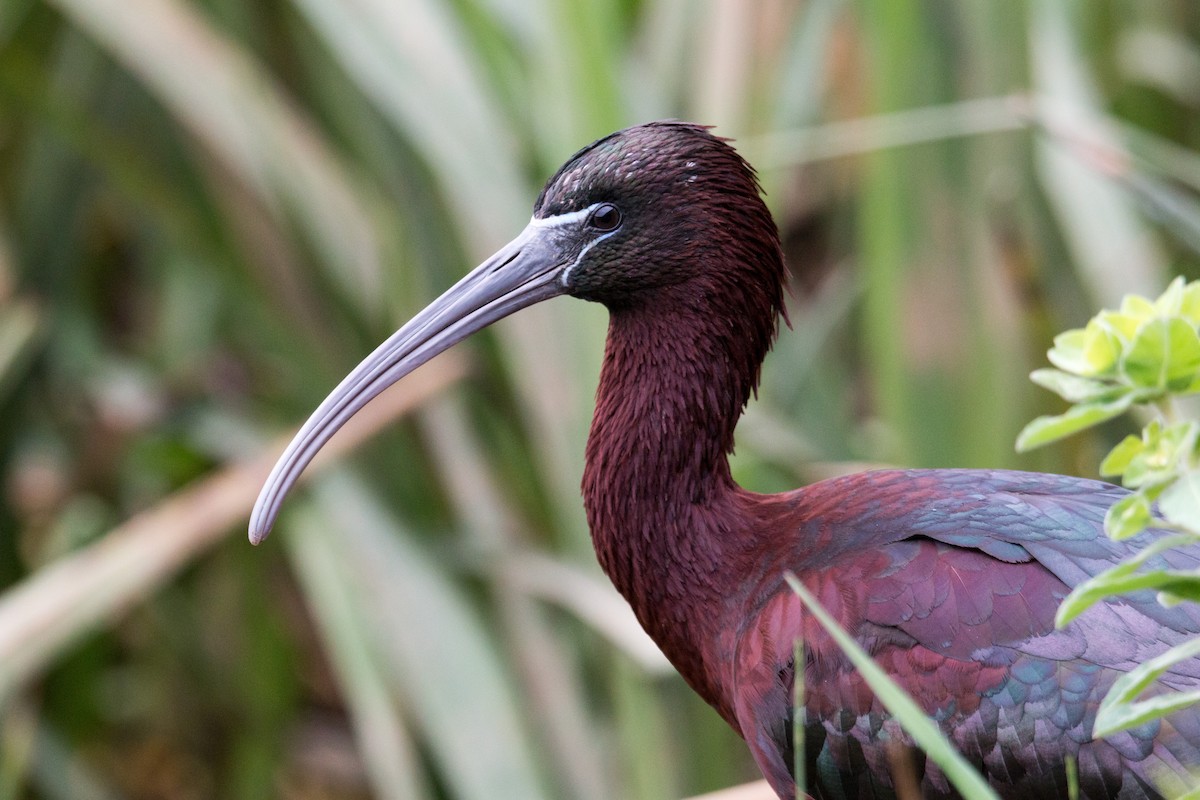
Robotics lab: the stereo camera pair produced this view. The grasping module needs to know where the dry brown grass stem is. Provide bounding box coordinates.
[0,354,466,704]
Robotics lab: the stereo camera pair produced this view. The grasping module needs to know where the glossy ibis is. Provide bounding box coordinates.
[250,122,1200,798]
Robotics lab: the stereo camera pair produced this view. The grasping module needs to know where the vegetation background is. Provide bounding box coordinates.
[1,0,1199,798]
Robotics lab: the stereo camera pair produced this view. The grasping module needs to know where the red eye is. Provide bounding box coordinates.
[589,203,622,232]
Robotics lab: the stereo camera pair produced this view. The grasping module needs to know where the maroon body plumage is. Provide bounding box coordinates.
[250,122,1200,798]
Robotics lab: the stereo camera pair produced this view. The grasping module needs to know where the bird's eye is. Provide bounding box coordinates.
[589,203,622,232]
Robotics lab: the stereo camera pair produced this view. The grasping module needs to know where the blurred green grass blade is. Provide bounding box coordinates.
[1121,171,1200,257]
[310,472,550,800]
[612,657,677,800]
[1030,0,1165,304]
[287,0,527,248]
[418,400,667,677]
[44,0,385,315]
[0,297,41,406]
[845,2,1041,471]
[1118,119,1200,194]
[769,0,840,131]
[546,0,624,139]
[0,358,463,705]
[751,0,842,201]
[854,0,930,466]
[24,720,121,800]
[1096,686,1200,739]
[786,574,999,800]
[0,46,222,262]
[416,398,613,800]
[0,699,35,800]
[630,0,694,117]
[482,590,614,800]
[751,95,1028,172]
[0,0,31,45]
[287,512,431,800]
[500,553,670,675]
[486,304,606,557]
[690,0,757,130]
[1035,106,1200,257]
[287,0,606,556]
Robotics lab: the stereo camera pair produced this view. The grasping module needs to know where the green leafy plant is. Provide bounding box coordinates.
[1018,276,1200,738]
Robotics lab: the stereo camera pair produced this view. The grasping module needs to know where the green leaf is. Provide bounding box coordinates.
[1172,785,1200,800]
[1056,534,1195,628]
[1057,566,1200,627]
[1122,470,1177,493]
[1166,325,1200,391]
[1159,469,1200,531]
[1156,573,1200,604]
[1122,317,1200,392]
[1015,395,1134,452]
[785,575,1000,800]
[1123,421,1200,490]
[1153,275,1187,316]
[1046,328,1090,374]
[1095,688,1200,738]
[1094,636,1200,737]
[1029,369,1121,404]
[1096,309,1142,340]
[1103,493,1152,540]
[1120,293,1156,318]
[1092,633,1200,798]
[1179,373,1200,396]
[1057,572,1164,627]
[1082,318,1123,375]
[1099,434,1144,477]
[1181,282,1200,324]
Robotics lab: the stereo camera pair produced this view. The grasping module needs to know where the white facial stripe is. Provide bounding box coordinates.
[529,204,617,287]
[560,229,617,287]
[530,203,600,229]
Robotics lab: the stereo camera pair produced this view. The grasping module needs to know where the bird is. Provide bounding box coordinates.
[249,121,1200,799]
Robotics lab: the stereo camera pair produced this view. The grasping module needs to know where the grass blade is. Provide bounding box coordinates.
[287,0,527,249]
[309,473,549,800]
[1030,0,1165,304]
[0,357,464,704]
[287,512,431,800]
[785,573,999,800]
[792,636,805,798]
[45,0,385,313]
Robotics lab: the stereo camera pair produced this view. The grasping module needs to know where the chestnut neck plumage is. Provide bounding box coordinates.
[581,245,785,709]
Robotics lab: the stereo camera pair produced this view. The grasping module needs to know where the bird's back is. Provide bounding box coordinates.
[729,469,1200,799]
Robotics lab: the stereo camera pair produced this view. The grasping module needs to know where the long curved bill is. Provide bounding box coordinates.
[249,221,571,544]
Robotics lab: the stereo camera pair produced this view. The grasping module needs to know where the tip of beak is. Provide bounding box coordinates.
[248,500,276,545]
